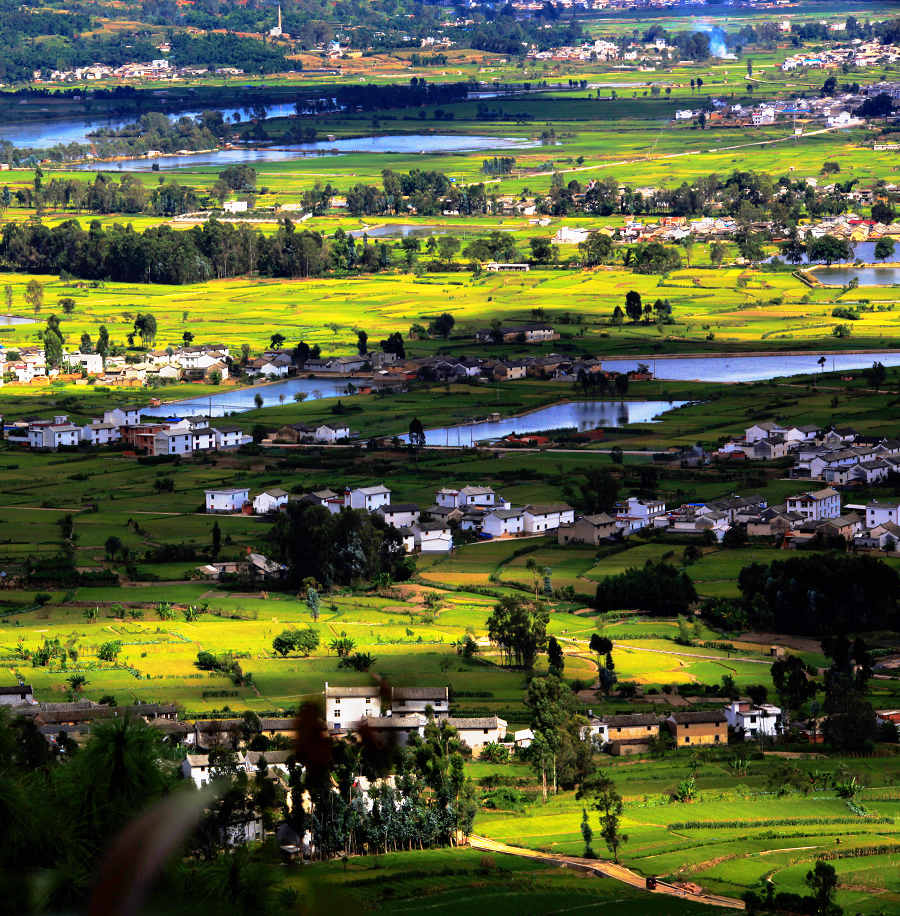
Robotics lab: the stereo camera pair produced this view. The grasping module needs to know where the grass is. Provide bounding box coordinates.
[284,846,732,915]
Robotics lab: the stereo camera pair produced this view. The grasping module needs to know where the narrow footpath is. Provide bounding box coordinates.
[468,834,745,910]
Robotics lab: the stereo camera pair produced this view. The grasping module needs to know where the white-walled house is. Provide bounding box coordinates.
[482,508,525,538]
[0,684,34,706]
[362,714,427,746]
[446,716,507,753]
[866,500,900,529]
[436,486,501,509]
[412,522,453,552]
[205,487,250,513]
[28,417,80,450]
[345,485,391,511]
[191,427,217,452]
[153,429,194,456]
[181,753,212,789]
[724,701,781,739]
[103,406,142,427]
[81,422,121,446]
[616,496,666,533]
[253,488,289,514]
[215,427,252,449]
[786,487,840,521]
[325,683,381,730]
[376,503,420,528]
[315,423,350,443]
[522,504,575,534]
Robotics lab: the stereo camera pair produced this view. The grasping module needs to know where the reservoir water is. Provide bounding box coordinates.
[141,376,356,418]
[811,265,900,287]
[74,134,534,171]
[0,103,299,148]
[603,350,900,382]
[409,400,688,446]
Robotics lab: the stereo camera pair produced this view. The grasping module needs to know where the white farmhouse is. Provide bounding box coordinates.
[103,406,142,427]
[81,422,121,446]
[724,701,782,739]
[375,503,420,528]
[412,522,453,552]
[214,427,252,449]
[482,508,525,538]
[522,504,575,534]
[315,423,350,443]
[866,500,900,529]
[154,429,194,456]
[785,487,840,521]
[446,716,507,753]
[324,683,381,730]
[344,485,391,511]
[181,753,212,789]
[616,496,666,533]
[253,488,289,514]
[435,486,502,509]
[205,487,250,513]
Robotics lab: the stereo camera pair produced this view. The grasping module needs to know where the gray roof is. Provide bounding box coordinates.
[244,750,293,765]
[325,685,380,698]
[446,716,505,729]
[393,686,448,701]
[669,710,728,724]
[599,713,659,728]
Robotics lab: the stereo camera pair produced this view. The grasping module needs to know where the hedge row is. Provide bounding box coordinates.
[668,816,893,830]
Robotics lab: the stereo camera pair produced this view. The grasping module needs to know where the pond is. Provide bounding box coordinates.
[810,265,900,287]
[0,315,36,327]
[347,224,443,239]
[771,241,898,267]
[408,400,687,446]
[141,376,358,419]
[74,134,535,171]
[603,351,900,382]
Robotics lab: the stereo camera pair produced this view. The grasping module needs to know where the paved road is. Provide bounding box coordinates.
[468,834,744,910]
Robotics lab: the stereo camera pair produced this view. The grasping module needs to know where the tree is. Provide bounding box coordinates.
[197,650,218,670]
[579,231,613,266]
[356,329,368,355]
[306,586,320,621]
[529,237,554,263]
[486,596,549,668]
[871,201,895,225]
[547,636,564,677]
[409,417,426,452]
[581,807,594,857]
[3,284,11,316]
[133,313,157,347]
[807,235,851,266]
[104,535,123,560]
[875,238,896,260]
[428,312,455,339]
[710,241,726,266]
[98,640,123,663]
[578,770,627,862]
[329,636,355,657]
[58,297,76,315]
[272,628,319,657]
[771,655,817,724]
[805,860,841,916]
[67,673,87,694]
[25,279,43,316]
[625,290,642,323]
[42,314,65,369]
[269,332,286,350]
[96,325,110,362]
[211,521,222,559]
[182,330,194,346]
